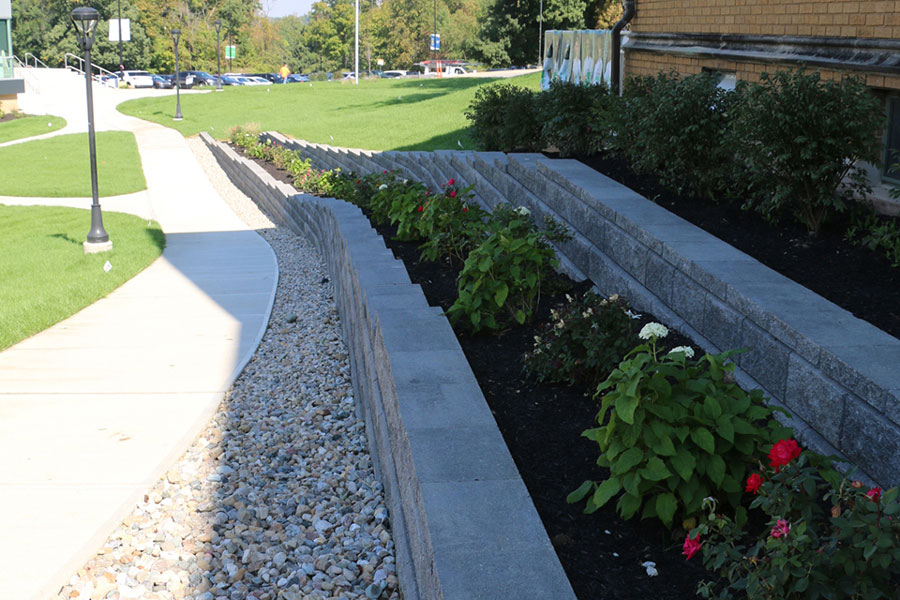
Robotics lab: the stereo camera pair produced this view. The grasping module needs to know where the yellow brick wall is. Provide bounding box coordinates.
[624,50,900,91]
[631,0,900,39]
[0,94,18,113]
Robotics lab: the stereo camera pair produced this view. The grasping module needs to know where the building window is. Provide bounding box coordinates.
[885,97,900,183]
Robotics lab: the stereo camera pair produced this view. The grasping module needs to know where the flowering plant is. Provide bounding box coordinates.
[523,291,637,389]
[417,179,488,264]
[694,447,900,600]
[569,326,793,527]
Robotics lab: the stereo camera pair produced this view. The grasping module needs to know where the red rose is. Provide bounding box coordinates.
[449,190,457,198]
[745,473,764,495]
[682,533,701,560]
[867,487,882,503]
[356,179,361,184]
[463,207,468,212]
[768,439,801,472]
[417,205,423,212]
[448,178,455,186]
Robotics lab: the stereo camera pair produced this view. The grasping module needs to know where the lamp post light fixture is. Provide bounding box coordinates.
[214,19,223,91]
[71,6,111,253]
[116,0,123,70]
[171,28,183,121]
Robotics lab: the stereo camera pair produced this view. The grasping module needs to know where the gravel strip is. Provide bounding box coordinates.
[55,137,401,600]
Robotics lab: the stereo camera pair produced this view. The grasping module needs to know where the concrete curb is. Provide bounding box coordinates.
[201,133,577,600]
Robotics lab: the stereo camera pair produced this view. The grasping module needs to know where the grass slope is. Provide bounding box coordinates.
[0,115,67,143]
[0,131,147,197]
[0,205,165,351]
[118,73,541,151]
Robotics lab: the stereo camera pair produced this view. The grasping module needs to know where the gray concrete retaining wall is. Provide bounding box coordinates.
[201,133,577,600]
[257,132,900,487]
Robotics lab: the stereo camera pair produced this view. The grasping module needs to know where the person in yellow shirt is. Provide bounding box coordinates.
[279,63,290,82]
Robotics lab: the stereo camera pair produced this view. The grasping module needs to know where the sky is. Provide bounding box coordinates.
[264,0,316,18]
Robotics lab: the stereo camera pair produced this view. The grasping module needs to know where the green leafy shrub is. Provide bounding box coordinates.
[417,178,489,264]
[227,123,262,150]
[446,204,569,332]
[605,72,740,201]
[846,210,900,268]
[538,80,612,157]
[569,323,793,528]
[732,69,884,234]
[693,444,900,600]
[464,82,542,152]
[524,291,638,388]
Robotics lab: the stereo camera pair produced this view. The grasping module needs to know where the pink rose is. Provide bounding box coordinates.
[770,519,791,539]
[417,205,423,213]
[449,190,457,198]
[867,487,882,503]
[448,178,455,186]
[682,533,701,560]
[768,439,801,472]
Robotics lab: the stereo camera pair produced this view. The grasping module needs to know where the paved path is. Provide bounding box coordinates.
[0,69,278,599]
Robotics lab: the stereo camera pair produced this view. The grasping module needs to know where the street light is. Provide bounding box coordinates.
[171,28,183,121]
[116,0,123,70]
[70,6,111,253]
[214,19,223,91]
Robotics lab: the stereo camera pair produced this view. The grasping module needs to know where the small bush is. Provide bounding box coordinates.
[524,291,637,389]
[693,447,900,600]
[605,72,740,201]
[538,80,613,157]
[569,324,793,528]
[846,210,900,268]
[464,82,542,152]
[417,178,489,264]
[446,204,570,332]
[732,69,884,234]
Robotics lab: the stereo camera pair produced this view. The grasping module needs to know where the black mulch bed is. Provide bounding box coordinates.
[238,145,899,599]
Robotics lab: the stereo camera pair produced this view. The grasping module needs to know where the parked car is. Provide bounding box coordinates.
[115,70,154,88]
[220,75,244,86]
[151,74,174,89]
[181,70,217,86]
[285,73,310,83]
[243,76,272,85]
[252,73,284,83]
[169,72,195,88]
[382,70,407,78]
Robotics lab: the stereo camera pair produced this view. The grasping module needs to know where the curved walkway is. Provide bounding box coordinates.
[0,70,278,599]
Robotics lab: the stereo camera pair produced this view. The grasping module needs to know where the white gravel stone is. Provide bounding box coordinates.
[54,137,401,600]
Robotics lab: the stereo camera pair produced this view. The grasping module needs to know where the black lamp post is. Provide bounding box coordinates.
[214,19,223,91]
[171,28,183,121]
[71,6,111,252]
[116,0,123,70]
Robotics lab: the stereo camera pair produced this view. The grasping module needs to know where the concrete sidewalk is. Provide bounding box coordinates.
[0,70,277,599]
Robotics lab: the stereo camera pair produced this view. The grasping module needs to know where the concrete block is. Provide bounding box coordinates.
[840,401,900,486]
[700,294,746,353]
[395,380,497,431]
[407,426,520,483]
[785,354,848,442]
[641,251,675,307]
[738,320,790,400]
[421,479,576,600]
[375,308,459,354]
[820,342,900,413]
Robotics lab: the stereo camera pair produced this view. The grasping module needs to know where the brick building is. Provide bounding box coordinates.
[621,0,900,189]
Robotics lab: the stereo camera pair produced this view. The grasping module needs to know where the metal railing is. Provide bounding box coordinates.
[23,53,50,69]
[64,52,119,87]
[0,54,20,79]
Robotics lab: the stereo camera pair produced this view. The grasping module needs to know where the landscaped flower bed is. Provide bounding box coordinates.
[224,129,900,599]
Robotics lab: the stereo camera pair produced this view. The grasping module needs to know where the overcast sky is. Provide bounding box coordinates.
[264,0,316,18]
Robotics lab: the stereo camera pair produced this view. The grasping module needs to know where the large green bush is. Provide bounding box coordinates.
[605,72,740,201]
[537,80,613,157]
[732,69,884,234]
[464,82,542,152]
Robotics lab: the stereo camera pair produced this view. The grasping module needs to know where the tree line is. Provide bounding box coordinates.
[11,0,620,74]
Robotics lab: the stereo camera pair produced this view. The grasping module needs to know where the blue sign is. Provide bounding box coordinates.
[429,34,440,51]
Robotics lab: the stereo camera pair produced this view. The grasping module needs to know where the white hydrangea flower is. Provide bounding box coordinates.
[401,178,409,184]
[515,206,531,217]
[609,294,620,302]
[638,322,669,340]
[378,184,388,190]
[668,345,695,358]
[565,294,574,303]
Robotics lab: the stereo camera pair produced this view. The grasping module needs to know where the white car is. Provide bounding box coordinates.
[245,76,272,85]
[116,70,154,88]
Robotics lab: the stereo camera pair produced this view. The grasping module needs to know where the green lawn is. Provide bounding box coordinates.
[0,131,147,197]
[0,205,165,351]
[118,73,541,151]
[0,114,67,144]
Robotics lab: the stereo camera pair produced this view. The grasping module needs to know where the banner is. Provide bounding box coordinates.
[542,29,613,89]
